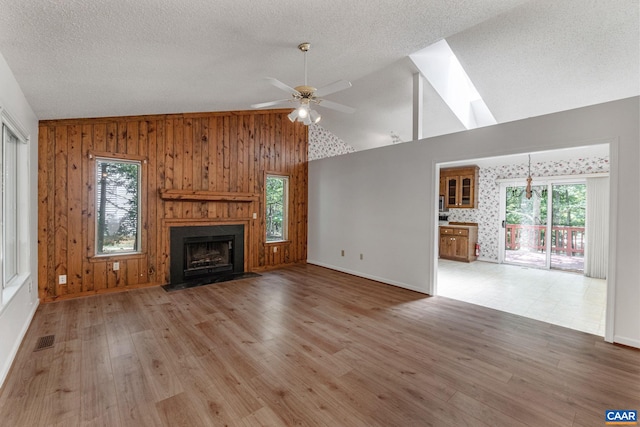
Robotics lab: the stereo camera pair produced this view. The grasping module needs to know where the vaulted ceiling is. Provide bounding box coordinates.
[0,0,637,151]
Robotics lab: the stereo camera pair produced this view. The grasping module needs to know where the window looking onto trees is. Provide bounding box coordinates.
[506,184,586,228]
[266,175,288,242]
[95,157,141,255]
[2,124,19,287]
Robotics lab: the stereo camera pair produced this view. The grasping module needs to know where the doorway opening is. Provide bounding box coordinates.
[435,144,610,337]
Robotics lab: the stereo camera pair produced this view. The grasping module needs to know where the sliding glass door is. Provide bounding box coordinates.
[502,181,586,272]
[550,184,586,271]
[504,184,548,268]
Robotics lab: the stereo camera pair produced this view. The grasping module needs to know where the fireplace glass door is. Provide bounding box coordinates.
[183,237,233,279]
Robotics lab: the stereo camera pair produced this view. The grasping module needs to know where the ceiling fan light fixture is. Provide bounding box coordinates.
[309,109,321,124]
[288,103,322,125]
[297,104,309,119]
[287,109,299,122]
[253,41,354,125]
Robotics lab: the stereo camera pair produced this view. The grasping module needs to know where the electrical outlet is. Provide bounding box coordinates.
[360,253,363,260]
[273,246,278,253]
[341,250,345,257]
[252,212,257,219]
[59,275,67,285]
[113,262,120,271]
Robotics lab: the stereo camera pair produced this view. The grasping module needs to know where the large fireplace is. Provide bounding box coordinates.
[169,224,244,286]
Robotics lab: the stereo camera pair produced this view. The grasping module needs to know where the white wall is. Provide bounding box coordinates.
[0,51,39,386]
[308,97,640,348]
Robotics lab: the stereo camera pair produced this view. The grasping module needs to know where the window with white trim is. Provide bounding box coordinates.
[1,122,23,289]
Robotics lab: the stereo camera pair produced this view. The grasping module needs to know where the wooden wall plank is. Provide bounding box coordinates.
[222,116,231,218]
[37,127,53,299]
[230,115,239,193]
[156,120,167,283]
[199,118,209,218]
[127,121,138,155]
[146,120,157,285]
[138,121,149,285]
[209,117,219,217]
[164,119,175,219]
[173,118,184,218]
[182,118,193,219]
[38,110,307,300]
[67,125,83,295]
[105,123,116,153]
[117,122,128,154]
[191,118,202,219]
[81,125,94,292]
[54,126,69,297]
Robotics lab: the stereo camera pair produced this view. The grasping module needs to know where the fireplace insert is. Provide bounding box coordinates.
[169,224,244,285]
[183,235,233,279]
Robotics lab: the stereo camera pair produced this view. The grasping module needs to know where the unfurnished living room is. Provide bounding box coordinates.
[0,1,639,426]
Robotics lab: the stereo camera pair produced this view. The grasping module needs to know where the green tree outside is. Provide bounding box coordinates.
[96,160,140,254]
[266,176,286,241]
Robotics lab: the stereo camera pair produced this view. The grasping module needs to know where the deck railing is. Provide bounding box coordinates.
[505,224,585,256]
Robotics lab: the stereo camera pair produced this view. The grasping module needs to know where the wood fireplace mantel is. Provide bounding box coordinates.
[159,189,259,202]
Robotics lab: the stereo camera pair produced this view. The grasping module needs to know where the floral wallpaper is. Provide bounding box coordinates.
[308,124,356,161]
[446,156,609,262]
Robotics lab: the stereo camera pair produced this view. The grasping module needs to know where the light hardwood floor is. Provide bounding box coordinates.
[1,264,638,426]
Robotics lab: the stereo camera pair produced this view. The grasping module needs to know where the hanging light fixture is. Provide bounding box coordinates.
[525,154,533,199]
[286,43,321,125]
[251,42,355,125]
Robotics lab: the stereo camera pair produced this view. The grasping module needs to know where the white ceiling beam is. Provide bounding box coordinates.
[412,72,424,141]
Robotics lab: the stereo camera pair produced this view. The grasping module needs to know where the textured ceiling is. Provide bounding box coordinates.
[0,0,638,151]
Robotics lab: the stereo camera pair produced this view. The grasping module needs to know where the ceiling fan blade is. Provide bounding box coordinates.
[251,99,292,109]
[266,78,298,94]
[316,99,356,114]
[315,80,352,97]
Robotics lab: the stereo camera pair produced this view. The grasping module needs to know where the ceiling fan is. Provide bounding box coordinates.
[251,42,355,125]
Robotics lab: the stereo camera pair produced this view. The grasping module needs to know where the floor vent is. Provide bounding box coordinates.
[34,335,55,351]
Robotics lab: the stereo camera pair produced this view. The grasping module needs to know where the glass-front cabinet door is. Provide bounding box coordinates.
[441,166,478,209]
[459,174,474,207]
[446,177,458,208]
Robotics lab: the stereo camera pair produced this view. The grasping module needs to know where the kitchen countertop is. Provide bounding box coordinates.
[440,222,478,228]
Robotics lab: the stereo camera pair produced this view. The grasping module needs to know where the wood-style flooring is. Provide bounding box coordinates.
[1,263,638,426]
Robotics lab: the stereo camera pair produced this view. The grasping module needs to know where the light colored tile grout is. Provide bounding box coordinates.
[437,259,606,336]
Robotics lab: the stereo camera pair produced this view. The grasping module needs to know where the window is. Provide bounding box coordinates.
[266,175,289,242]
[95,157,141,255]
[2,124,20,287]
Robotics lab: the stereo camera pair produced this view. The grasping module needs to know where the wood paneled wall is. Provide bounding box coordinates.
[38,110,308,301]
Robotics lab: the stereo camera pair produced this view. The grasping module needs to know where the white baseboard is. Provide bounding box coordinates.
[613,335,640,349]
[0,298,39,388]
[306,260,429,295]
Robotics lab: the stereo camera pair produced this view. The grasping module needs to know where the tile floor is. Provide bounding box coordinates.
[437,259,607,336]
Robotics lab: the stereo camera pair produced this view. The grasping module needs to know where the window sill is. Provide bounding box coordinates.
[1,273,31,315]
[88,253,146,263]
[265,240,290,246]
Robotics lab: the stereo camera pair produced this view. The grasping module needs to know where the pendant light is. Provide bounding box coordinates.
[525,154,533,200]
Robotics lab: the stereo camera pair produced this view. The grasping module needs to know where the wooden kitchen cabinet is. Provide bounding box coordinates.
[441,166,479,209]
[439,224,478,262]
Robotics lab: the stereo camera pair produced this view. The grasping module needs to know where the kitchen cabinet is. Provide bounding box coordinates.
[441,166,479,209]
[439,223,478,262]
